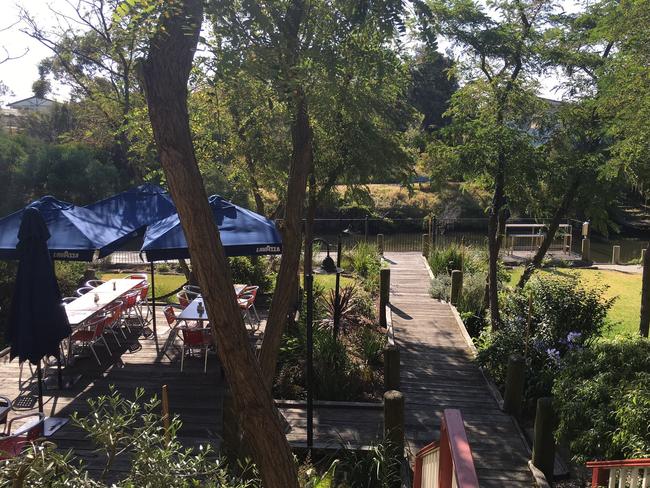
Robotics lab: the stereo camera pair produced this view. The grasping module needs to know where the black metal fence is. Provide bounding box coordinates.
[98,217,647,265]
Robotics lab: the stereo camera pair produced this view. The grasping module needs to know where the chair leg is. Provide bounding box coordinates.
[110,327,121,344]
[101,336,112,355]
[180,344,185,372]
[204,346,208,373]
[252,304,260,323]
[89,344,101,366]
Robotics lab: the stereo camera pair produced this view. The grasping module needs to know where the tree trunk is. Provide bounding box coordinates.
[259,88,313,388]
[640,246,650,337]
[487,156,505,328]
[517,178,581,289]
[140,2,298,486]
[245,154,266,216]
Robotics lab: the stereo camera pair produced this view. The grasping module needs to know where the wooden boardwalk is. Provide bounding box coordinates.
[386,252,533,487]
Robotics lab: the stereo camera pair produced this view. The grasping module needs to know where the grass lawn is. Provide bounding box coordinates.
[508,267,641,337]
[100,272,186,303]
[304,274,357,292]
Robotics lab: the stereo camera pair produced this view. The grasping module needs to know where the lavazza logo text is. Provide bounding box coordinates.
[255,245,280,253]
[52,251,80,259]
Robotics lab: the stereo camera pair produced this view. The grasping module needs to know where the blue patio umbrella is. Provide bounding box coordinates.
[7,207,72,412]
[84,184,177,251]
[141,195,282,261]
[0,196,130,261]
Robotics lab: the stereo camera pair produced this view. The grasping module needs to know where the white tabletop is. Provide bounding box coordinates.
[177,285,246,322]
[65,278,144,326]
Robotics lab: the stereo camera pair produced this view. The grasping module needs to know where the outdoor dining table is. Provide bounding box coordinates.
[64,278,144,327]
[177,284,246,323]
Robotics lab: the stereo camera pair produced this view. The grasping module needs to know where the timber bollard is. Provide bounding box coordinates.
[422,234,430,257]
[581,237,591,262]
[450,270,463,306]
[612,245,621,264]
[377,234,384,256]
[380,268,390,327]
[384,390,404,487]
[532,397,556,484]
[640,248,650,337]
[642,248,646,263]
[502,355,525,417]
[384,344,400,391]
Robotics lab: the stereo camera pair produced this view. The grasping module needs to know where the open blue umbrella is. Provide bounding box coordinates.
[141,195,282,261]
[84,184,177,253]
[7,207,71,412]
[0,196,129,261]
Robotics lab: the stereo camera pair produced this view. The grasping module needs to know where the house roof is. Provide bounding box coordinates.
[7,96,55,108]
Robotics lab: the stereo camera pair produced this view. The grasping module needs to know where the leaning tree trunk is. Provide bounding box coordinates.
[517,178,581,289]
[259,88,313,388]
[140,2,298,486]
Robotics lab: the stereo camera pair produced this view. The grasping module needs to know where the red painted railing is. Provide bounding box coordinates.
[413,409,480,488]
[586,458,650,488]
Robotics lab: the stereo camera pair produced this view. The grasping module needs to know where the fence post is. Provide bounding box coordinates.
[640,248,650,337]
[384,344,400,391]
[384,390,404,487]
[581,237,591,262]
[380,268,390,328]
[532,397,556,483]
[450,270,463,306]
[611,245,621,264]
[502,354,525,417]
[422,233,430,257]
[364,216,369,242]
[377,233,384,256]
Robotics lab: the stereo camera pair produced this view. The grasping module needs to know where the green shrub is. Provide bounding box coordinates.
[313,325,363,401]
[228,256,274,295]
[0,387,257,487]
[355,326,386,367]
[430,271,487,336]
[345,243,381,294]
[54,261,87,297]
[553,337,650,462]
[427,243,486,275]
[476,273,613,412]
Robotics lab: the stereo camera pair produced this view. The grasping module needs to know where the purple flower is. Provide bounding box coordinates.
[546,348,561,364]
[566,331,582,343]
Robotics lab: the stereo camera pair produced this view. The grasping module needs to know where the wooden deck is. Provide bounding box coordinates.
[386,252,533,487]
[0,319,225,478]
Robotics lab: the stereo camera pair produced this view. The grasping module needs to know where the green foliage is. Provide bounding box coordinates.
[0,387,258,487]
[0,261,17,349]
[313,325,363,401]
[334,439,401,488]
[354,326,386,368]
[228,257,275,295]
[344,243,381,294]
[553,337,650,463]
[476,273,613,411]
[427,243,484,275]
[54,262,87,298]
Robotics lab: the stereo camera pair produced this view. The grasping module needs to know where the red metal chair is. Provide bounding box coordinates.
[69,315,112,365]
[176,290,198,309]
[76,286,94,296]
[0,412,45,460]
[85,280,105,288]
[238,286,260,329]
[103,300,125,343]
[121,290,143,331]
[177,324,213,373]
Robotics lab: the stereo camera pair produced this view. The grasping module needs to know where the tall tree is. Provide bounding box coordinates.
[20,0,151,178]
[138,1,298,486]
[429,0,553,327]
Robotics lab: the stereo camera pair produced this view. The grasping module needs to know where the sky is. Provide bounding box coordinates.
[0,0,574,107]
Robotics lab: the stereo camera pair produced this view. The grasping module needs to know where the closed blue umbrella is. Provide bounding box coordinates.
[0,196,130,261]
[141,195,282,261]
[7,207,71,412]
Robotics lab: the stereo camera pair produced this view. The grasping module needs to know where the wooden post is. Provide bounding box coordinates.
[612,245,621,264]
[377,234,384,256]
[364,216,369,242]
[642,248,646,263]
[502,355,525,417]
[640,248,650,337]
[384,344,400,391]
[581,237,591,262]
[432,216,437,249]
[384,390,404,487]
[380,268,390,328]
[450,270,463,306]
[422,234,430,257]
[532,397,556,483]
[162,384,170,445]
